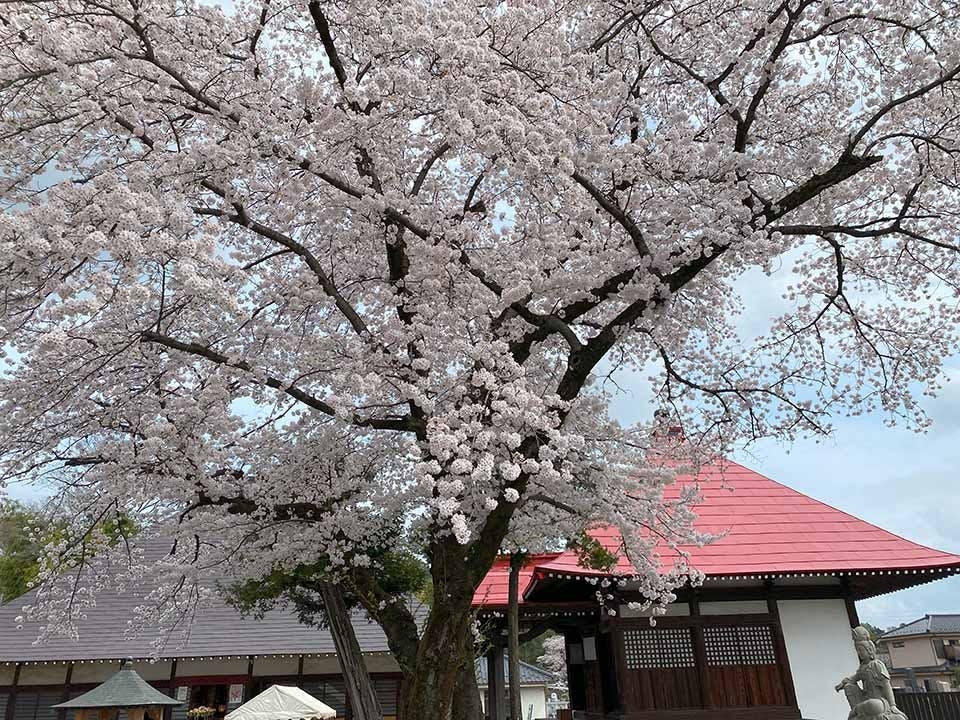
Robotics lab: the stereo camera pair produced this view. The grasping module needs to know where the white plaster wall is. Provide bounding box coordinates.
[520,686,546,719]
[300,657,344,675]
[67,663,119,684]
[250,657,298,677]
[132,661,175,682]
[886,637,938,668]
[778,599,858,720]
[699,600,769,615]
[18,665,75,685]
[176,659,250,678]
[478,686,547,719]
[619,602,690,618]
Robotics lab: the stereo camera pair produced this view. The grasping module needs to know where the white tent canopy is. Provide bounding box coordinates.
[225,685,337,720]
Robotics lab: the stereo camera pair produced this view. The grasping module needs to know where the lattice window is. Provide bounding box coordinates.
[703,624,777,666]
[623,627,696,669]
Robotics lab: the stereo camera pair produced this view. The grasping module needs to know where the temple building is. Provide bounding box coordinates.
[3,458,960,720]
[473,459,960,720]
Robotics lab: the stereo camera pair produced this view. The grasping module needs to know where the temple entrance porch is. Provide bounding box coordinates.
[479,584,849,720]
[483,595,802,720]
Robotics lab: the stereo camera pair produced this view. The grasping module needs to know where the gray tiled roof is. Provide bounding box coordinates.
[0,539,423,663]
[53,663,181,708]
[881,614,960,639]
[474,658,556,687]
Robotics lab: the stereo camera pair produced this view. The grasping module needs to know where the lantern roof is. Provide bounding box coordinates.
[52,661,182,709]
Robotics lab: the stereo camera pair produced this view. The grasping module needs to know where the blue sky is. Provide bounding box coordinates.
[605,259,960,630]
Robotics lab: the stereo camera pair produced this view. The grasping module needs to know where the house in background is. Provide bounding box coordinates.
[475,658,556,720]
[879,614,960,692]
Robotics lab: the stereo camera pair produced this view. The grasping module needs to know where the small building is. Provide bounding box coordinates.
[473,459,960,720]
[879,614,960,692]
[475,658,557,720]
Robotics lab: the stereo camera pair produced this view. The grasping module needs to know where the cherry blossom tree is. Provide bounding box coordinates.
[537,634,568,687]
[2,0,960,716]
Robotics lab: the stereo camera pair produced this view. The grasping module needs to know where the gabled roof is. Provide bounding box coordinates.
[474,458,960,608]
[474,658,556,687]
[52,662,181,708]
[881,614,960,639]
[0,538,425,663]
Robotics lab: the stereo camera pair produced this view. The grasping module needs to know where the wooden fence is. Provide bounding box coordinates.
[895,691,960,720]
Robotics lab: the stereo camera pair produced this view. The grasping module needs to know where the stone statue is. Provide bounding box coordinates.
[835,626,907,720]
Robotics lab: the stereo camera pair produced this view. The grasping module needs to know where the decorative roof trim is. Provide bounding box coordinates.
[537,567,960,583]
[0,651,396,666]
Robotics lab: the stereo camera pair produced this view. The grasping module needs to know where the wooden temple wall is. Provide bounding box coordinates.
[563,591,859,720]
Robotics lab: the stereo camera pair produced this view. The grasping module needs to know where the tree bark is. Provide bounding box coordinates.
[507,553,523,720]
[452,647,484,720]
[317,582,383,720]
[398,541,479,720]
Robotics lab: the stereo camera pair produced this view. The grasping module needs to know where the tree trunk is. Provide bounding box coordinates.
[452,648,484,720]
[318,582,383,720]
[507,553,523,720]
[398,541,479,720]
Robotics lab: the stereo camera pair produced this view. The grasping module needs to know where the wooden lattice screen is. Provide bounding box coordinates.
[703,625,778,665]
[623,628,696,669]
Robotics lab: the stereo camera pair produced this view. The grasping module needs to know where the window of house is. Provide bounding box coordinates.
[893,642,905,648]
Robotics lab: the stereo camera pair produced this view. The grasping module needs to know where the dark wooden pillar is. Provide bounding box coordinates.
[163,660,178,720]
[689,595,714,709]
[296,656,304,689]
[57,663,74,720]
[766,586,799,710]
[566,632,586,712]
[485,647,506,720]
[4,663,22,720]
[244,657,255,702]
[841,578,860,627]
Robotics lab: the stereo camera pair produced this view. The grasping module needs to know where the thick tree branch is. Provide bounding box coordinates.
[307,1,349,89]
[140,330,418,432]
[193,193,372,338]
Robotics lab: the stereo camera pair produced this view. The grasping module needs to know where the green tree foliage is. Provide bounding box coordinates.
[566,534,619,573]
[860,623,886,642]
[226,549,431,627]
[0,500,44,603]
[519,630,558,666]
[0,499,137,604]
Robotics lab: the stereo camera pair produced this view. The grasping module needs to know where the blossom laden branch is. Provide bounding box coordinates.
[139,330,418,432]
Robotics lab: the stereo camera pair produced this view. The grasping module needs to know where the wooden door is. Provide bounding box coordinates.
[617,626,703,711]
[702,623,788,708]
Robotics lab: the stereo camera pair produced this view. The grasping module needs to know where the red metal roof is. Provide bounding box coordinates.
[472,458,960,608]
